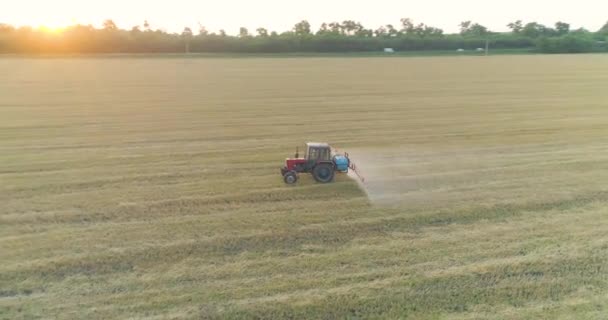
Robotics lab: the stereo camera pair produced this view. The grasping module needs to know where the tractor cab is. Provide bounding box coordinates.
[305,142,331,163]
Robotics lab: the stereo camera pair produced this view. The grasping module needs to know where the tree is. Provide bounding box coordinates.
[522,22,545,38]
[341,20,355,35]
[507,20,523,33]
[423,25,443,37]
[460,21,488,36]
[256,27,268,37]
[341,20,364,36]
[555,21,570,35]
[219,29,227,37]
[317,23,330,35]
[0,18,589,54]
[459,21,472,34]
[386,24,399,37]
[102,19,117,31]
[198,23,208,36]
[328,22,342,34]
[400,18,415,35]
[413,23,426,37]
[570,27,590,35]
[293,20,311,36]
[374,25,387,37]
[469,23,488,36]
[355,28,374,37]
[598,21,608,34]
[538,34,594,53]
[182,27,193,37]
[182,27,193,53]
[0,23,14,33]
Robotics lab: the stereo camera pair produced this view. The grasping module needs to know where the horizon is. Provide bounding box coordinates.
[3,0,608,35]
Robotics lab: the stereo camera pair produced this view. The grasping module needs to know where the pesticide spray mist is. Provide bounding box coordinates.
[346,145,529,209]
[346,148,419,205]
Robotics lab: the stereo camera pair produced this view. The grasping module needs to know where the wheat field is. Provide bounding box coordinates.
[2,54,608,319]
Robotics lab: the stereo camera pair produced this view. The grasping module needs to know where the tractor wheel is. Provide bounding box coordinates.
[283,171,298,184]
[312,163,335,183]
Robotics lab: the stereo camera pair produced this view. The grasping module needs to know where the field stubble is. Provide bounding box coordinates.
[2,54,608,319]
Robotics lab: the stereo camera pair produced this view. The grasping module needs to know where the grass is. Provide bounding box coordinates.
[2,54,608,319]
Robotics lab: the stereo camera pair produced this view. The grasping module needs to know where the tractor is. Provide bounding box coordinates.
[280,142,364,184]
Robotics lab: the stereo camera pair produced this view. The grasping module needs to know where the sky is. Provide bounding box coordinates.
[3,0,608,35]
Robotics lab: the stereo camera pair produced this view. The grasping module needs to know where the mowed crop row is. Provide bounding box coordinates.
[2,55,608,319]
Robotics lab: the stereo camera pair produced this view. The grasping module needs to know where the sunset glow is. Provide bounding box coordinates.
[3,0,608,34]
[33,17,76,34]
[38,25,67,34]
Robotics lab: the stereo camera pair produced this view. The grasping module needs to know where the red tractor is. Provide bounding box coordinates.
[280,142,364,184]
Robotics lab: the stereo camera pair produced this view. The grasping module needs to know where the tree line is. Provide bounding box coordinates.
[0,19,607,54]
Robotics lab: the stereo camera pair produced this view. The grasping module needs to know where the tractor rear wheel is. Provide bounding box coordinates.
[283,171,298,184]
[312,163,335,183]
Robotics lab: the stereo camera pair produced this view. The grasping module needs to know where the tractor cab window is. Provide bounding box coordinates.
[319,148,330,161]
[307,148,318,160]
[308,147,330,161]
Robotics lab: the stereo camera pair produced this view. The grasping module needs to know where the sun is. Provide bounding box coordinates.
[38,19,73,34]
[39,25,66,34]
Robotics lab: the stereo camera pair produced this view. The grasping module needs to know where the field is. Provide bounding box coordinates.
[2,54,608,319]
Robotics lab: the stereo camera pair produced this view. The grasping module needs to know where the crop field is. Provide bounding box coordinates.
[2,54,608,319]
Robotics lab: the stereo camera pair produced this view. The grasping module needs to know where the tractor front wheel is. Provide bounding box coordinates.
[312,164,335,183]
[283,171,298,184]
